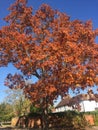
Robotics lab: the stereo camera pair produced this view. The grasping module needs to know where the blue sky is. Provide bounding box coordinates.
[0,0,98,102]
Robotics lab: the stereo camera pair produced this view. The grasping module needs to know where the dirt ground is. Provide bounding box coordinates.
[86,126,98,130]
[0,126,98,130]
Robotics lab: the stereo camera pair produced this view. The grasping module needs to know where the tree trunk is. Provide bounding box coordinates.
[41,97,49,130]
[41,108,49,130]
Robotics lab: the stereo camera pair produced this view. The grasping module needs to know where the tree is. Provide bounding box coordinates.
[5,88,31,116]
[0,0,98,129]
[0,102,13,122]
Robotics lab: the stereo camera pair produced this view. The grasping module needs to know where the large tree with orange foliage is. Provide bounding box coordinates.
[0,0,98,129]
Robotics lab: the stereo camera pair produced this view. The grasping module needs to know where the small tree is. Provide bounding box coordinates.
[0,102,13,122]
[5,88,31,116]
[0,0,98,129]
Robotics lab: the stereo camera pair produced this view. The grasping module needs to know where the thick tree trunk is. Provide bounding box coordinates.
[41,108,49,130]
[41,97,49,130]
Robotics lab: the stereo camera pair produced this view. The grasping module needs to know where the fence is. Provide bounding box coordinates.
[0,121,11,127]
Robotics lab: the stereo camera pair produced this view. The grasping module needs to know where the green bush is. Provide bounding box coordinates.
[94,114,98,126]
[16,111,88,129]
[48,111,87,129]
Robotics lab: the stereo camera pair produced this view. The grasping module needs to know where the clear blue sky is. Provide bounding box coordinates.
[0,0,98,102]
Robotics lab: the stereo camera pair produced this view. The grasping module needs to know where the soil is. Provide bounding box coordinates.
[0,126,98,130]
[86,126,98,130]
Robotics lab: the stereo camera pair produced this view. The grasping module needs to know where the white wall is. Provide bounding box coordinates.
[55,106,72,112]
[55,106,65,112]
[80,100,97,112]
[96,102,98,108]
[55,100,98,113]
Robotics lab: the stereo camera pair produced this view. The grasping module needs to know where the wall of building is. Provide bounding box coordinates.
[56,100,98,112]
[55,106,72,112]
[80,100,97,112]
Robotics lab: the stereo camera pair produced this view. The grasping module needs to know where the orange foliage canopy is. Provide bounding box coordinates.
[0,0,98,105]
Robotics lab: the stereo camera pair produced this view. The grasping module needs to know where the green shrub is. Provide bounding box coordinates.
[94,114,98,126]
[48,111,87,129]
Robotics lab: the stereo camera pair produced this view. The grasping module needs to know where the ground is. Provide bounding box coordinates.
[0,126,98,130]
[86,126,98,130]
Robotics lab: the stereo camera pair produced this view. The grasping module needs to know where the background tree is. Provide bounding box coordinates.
[0,102,13,122]
[5,88,31,116]
[0,0,98,129]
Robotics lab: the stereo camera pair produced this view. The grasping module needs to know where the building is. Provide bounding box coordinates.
[55,94,98,112]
